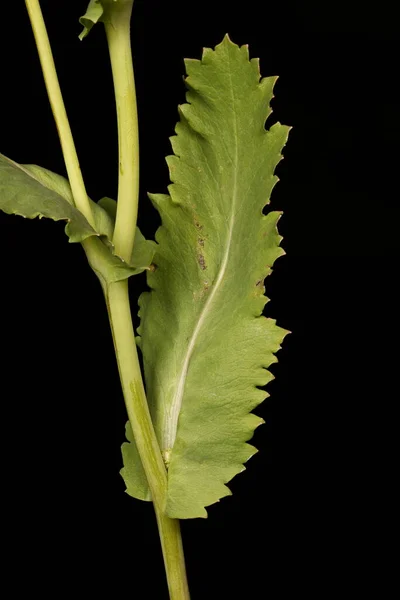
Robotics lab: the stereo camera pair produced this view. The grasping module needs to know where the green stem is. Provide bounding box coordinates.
[24,0,95,229]
[101,8,190,592]
[27,1,189,595]
[103,278,190,600]
[103,1,140,263]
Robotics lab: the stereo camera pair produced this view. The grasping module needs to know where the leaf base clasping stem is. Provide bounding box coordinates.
[103,278,190,600]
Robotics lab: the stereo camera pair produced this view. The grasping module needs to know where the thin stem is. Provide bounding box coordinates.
[104,2,140,263]
[104,278,190,600]
[25,0,95,229]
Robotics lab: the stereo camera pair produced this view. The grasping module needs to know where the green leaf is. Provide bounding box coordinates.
[0,153,96,243]
[98,196,117,221]
[120,421,152,502]
[79,0,104,40]
[0,156,156,283]
[137,36,290,518]
[22,164,115,240]
[85,226,156,287]
[23,164,75,205]
[130,227,157,272]
[96,196,157,271]
[79,0,134,40]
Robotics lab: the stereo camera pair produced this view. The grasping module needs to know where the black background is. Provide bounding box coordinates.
[0,1,397,598]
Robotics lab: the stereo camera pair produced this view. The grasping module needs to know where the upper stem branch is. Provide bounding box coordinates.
[104,2,140,263]
[25,0,95,229]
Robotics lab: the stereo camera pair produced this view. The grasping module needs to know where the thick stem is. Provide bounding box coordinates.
[24,0,95,229]
[104,2,140,263]
[102,5,190,593]
[104,278,190,600]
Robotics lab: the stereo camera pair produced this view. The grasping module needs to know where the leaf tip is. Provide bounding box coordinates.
[223,32,233,44]
[214,33,238,54]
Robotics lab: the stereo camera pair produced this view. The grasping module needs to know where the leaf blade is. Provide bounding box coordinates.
[138,36,290,518]
[120,421,152,502]
[0,156,156,282]
[79,0,104,40]
[0,153,96,243]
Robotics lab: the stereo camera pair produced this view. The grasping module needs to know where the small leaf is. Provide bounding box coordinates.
[120,421,152,502]
[79,0,134,40]
[130,228,157,272]
[79,0,104,40]
[98,196,117,221]
[23,164,115,239]
[96,196,157,271]
[0,156,156,283]
[0,153,96,243]
[85,233,154,287]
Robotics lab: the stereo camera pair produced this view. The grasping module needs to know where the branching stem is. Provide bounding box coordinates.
[25,2,190,597]
[25,0,95,229]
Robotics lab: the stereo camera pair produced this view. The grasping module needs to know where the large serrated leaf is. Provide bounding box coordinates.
[136,36,290,518]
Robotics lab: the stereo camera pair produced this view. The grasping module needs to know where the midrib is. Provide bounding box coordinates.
[163,53,240,454]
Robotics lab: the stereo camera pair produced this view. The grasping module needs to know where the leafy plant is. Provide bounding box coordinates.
[1,1,290,597]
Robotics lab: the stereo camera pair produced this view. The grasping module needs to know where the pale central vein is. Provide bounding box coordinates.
[163,50,240,454]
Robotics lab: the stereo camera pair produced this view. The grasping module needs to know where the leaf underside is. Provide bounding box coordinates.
[121,422,152,501]
[0,155,155,282]
[0,154,96,242]
[122,35,290,518]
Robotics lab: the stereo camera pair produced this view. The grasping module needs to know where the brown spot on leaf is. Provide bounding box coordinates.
[198,254,206,270]
[198,238,204,247]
